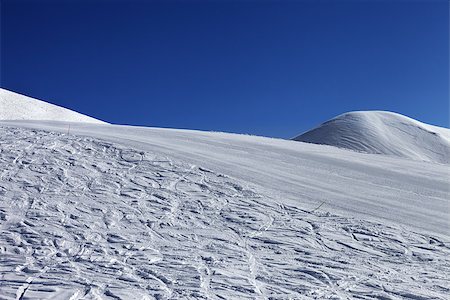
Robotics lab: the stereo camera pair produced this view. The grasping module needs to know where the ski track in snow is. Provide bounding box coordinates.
[0,127,449,299]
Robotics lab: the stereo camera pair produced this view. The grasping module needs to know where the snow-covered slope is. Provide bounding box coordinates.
[293,111,450,164]
[0,88,107,124]
[0,92,449,299]
[0,124,448,299]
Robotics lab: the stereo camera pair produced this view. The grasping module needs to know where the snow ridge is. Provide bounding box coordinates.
[293,111,450,164]
[0,88,107,124]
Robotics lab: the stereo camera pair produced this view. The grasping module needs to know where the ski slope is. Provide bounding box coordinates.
[0,121,449,300]
[294,111,450,164]
[0,91,449,299]
[0,88,106,124]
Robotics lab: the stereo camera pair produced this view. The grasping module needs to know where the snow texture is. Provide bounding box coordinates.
[0,126,449,299]
[0,88,107,124]
[0,91,449,299]
[293,111,450,164]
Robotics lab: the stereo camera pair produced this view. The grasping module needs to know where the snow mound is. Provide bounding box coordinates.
[293,111,450,164]
[0,88,107,124]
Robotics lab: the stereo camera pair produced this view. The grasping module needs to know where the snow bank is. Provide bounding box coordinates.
[293,111,450,164]
[0,88,107,124]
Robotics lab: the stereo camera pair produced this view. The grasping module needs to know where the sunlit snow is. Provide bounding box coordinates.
[0,89,449,299]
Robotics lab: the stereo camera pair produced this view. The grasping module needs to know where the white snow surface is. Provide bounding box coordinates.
[293,111,450,164]
[0,120,449,300]
[0,93,449,299]
[0,88,107,124]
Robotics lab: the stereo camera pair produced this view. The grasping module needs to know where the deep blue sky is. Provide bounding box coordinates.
[1,0,448,137]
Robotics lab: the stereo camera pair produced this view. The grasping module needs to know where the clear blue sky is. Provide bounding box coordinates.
[1,0,448,138]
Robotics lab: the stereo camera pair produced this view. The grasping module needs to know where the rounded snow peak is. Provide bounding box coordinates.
[294,110,450,164]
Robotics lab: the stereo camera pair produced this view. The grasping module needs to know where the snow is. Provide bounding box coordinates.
[0,92,449,299]
[293,111,450,164]
[0,88,107,124]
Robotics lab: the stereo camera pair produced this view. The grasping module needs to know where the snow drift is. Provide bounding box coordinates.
[0,88,107,124]
[293,111,450,164]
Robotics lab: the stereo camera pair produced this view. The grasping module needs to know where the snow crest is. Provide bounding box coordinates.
[294,111,450,164]
[0,126,448,299]
[0,88,107,124]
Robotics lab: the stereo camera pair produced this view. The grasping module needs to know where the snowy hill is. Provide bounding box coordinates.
[0,88,107,124]
[293,111,450,164]
[0,121,448,300]
[0,91,449,299]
